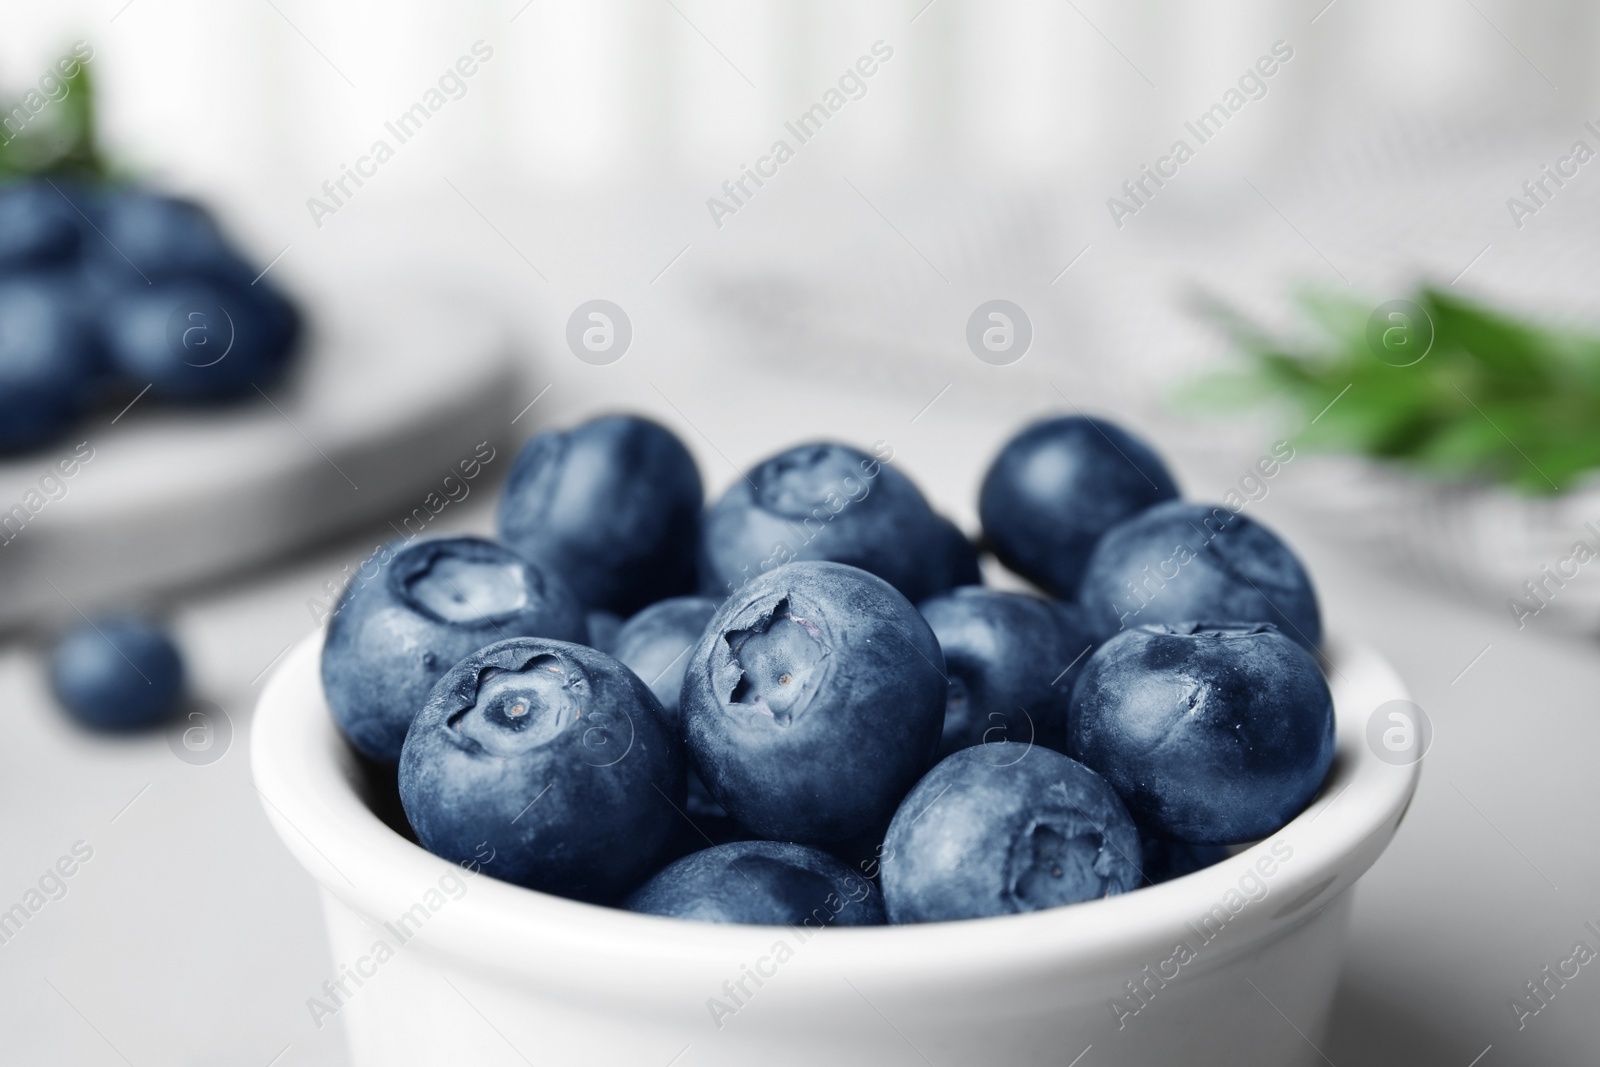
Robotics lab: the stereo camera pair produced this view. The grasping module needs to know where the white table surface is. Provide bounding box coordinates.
[3,163,1599,1064]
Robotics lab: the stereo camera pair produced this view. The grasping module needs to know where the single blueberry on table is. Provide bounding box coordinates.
[1069,622,1336,844]
[321,536,586,764]
[400,638,685,904]
[612,596,721,726]
[51,618,185,730]
[978,415,1179,599]
[881,743,1142,923]
[917,588,1097,757]
[1076,501,1323,652]
[626,839,885,926]
[0,276,99,452]
[680,561,946,846]
[499,414,703,616]
[698,441,960,604]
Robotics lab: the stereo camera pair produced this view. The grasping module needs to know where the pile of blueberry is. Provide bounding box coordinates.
[0,178,300,453]
[322,413,1335,926]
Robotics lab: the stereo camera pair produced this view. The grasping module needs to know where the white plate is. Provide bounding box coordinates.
[0,291,520,630]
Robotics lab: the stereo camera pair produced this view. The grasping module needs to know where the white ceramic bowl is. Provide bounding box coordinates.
[252,629,1418,1067]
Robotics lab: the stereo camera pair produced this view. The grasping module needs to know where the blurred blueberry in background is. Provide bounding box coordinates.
[51,617,184,730]
[0,276,99,451]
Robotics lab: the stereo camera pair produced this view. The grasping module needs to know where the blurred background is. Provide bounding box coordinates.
[3,1,1600,1064]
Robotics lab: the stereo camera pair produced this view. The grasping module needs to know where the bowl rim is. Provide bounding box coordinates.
[251,626,1419,989]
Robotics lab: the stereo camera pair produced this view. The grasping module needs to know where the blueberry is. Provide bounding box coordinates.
[979,415,1178,598]
[1077,501,1322,652]
[0,180,88,271]
[321,536,586,764]
[680,561,946,845]
[82,189,236,285]
[0,276,98,452]
[399,637,684,903]
[1069,623,1335,844]
[918,588,1096,757]
[584,611,624,655]
[613,595,726,827]
[99,266,300,401]
[699,442,960,604]
[931,514,982,590]
[612,596,720,724]
[50,618,185,730]
[881,743,1142,923]
[626,839,885,926]
[1141,837,1230,884]
[499,415,703,616]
